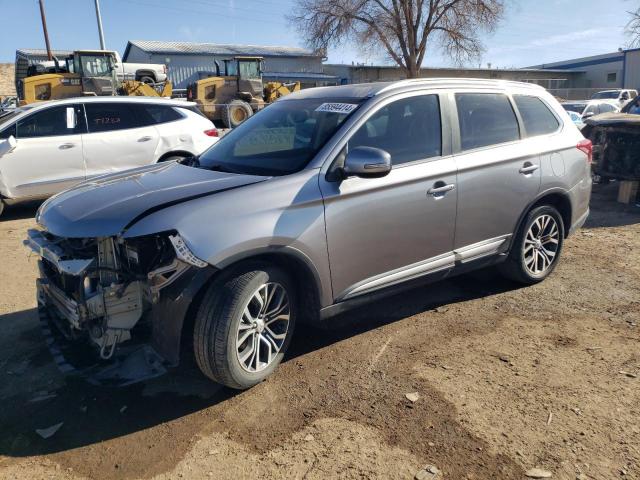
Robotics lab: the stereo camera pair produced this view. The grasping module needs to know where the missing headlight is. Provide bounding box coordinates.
[168,234,208,268]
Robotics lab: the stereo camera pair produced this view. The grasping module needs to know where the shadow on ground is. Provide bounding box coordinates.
[0,268,520,458]
[1,202,42,222]
[586,182,640,228]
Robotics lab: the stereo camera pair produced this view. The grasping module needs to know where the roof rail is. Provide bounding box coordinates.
[377,78,546,95]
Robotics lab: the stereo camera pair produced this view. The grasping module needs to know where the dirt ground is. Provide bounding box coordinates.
[0,183,638,480]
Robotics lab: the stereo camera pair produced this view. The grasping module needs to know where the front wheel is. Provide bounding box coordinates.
[222,100,253,128]
[194,266,296,389]
[499,205,565,284]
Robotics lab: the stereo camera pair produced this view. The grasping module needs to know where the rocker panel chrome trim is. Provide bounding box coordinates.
[335,235,511,301]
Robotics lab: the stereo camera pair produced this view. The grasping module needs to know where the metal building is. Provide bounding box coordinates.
[14,48,73,92]
[122,40,338,89]
[529,48,640,92]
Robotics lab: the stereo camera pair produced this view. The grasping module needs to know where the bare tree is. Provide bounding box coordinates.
[290,0,505,78]
[628,7,640,47]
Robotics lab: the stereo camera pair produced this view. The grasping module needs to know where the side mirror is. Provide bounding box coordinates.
[582,111,595,119]
[621,93,630,101]
[0,135,17,157]
[342,146,392,179]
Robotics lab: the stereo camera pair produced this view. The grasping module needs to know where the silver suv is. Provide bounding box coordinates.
[26,79,592,389]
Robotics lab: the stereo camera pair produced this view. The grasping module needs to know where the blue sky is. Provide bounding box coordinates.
[0,0,634,67]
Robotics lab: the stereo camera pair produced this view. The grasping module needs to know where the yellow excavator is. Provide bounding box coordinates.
[19,50,171,105]
[186,56,300,128]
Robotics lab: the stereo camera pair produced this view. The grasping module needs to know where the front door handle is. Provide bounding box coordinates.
[138,136,153,142]
[427,183,456,196]
[519,163,539,175]
[59,143,76,150]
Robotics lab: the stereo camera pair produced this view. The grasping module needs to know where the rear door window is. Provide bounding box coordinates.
[513,95,560,137]
[84,103,142,133]
[16,105,85,138]
[348,95,442,165]
[456,93,520,150]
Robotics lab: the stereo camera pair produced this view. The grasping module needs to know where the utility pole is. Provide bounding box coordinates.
[94,0,106,50]
[38,0,53,60]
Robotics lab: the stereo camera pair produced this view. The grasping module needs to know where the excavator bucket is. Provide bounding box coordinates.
[120,80,173,98]
[264,81,301,104]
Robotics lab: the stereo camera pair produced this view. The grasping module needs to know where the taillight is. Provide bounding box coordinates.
[204,128,219,137]
[577,139,593,164]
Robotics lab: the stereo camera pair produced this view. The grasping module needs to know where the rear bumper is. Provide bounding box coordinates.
[568,208,589,236]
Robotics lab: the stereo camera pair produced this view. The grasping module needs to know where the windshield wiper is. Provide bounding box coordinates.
[178,155,200,167]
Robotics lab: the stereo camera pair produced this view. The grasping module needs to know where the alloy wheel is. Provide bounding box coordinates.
[523,214,560,276]
[235,282,290,373]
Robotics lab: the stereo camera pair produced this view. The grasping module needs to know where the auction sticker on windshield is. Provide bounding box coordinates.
[315,103,359,114]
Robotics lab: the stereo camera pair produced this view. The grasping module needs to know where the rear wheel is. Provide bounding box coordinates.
[499,205,564,284]
[138,75,155,85]
[222,100,253,128]
[194,265,296,389]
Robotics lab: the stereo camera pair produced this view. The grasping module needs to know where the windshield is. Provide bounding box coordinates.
[592,91,619,99]
[78,54,114,77]
[198,98,364,176]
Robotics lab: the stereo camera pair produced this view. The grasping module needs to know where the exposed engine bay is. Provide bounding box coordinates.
[25,229,206,361]
[583,118,640,181]
[587,126,640,180]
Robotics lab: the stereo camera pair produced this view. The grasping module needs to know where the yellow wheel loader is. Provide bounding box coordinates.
[186,56,300,128]
[19,50,172,105]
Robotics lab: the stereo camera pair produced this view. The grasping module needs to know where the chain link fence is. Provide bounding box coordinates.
[547,88,614,101]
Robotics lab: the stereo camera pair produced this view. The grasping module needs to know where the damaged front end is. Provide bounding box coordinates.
[25,229,211,384]
[583,116,640,181]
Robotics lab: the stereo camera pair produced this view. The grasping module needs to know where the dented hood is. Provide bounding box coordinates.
[37,162,266,238]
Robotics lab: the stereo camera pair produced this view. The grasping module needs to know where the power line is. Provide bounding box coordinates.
[111,0,289,26]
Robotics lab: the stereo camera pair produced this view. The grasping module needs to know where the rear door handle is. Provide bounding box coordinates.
[427,183,456,196]
[59,143,76,150]
[138,136,153,142]
[519,163,539,175]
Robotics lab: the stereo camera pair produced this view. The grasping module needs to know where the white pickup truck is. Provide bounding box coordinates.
[110,50,167,84]
[33,50,168,84]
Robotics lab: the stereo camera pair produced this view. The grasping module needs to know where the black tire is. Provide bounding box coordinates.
[499,205,565,285]
[194,265,296,389]
[137,75,155,85]
[222,100,253,128]
[158,153,188,163]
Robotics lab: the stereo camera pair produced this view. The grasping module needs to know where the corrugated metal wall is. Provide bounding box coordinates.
[143,53,323,88]
[625,50,640,90]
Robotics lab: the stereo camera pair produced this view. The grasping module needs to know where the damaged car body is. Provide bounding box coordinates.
[583,109,640,181]
[26,79,592,389]
[26,161,266,384]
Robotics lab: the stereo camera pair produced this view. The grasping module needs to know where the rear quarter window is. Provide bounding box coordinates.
[456,93,520,150]
[514,95,560,137]
[84,103,141,132]
[136,104,183,125]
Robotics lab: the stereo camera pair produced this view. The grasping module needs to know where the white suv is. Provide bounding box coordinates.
[0,97,218,216]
